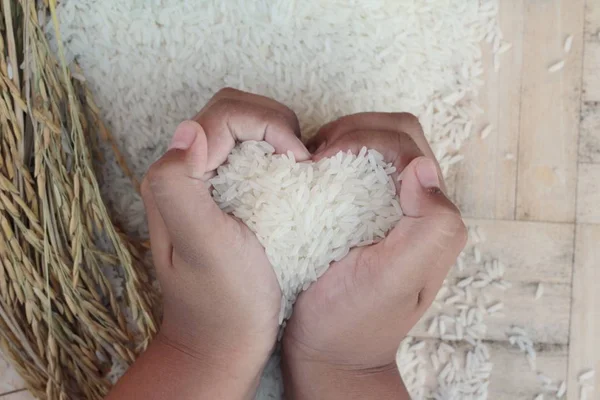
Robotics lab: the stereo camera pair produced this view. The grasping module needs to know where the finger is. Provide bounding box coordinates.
[311,130,424,191]
[366,210,466,313]
[306,119,334,153]
[205,87,301,137]
[147,121,233,255]
[194,89,309,170]
[310,112,443,181]
[396,156,459,218]
[366,156,466,293]
[357,211,465,315]
[196,98,310,170]
[311,113,429,154]
[309,112,417,151]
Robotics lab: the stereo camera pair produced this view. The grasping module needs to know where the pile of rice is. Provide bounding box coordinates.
[210,141,402,322]
[50,1,505,240]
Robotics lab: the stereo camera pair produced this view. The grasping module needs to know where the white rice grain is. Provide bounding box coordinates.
[497,42,512,54]
[428,317,439,335]
[445,295,462,305]
[431,353,441,370]
[535,283,544,300]
[581,386,589,400]
[439,343,456,355]
[474,247,482,263]
[480,124,493,139]
[564,35,573,53]
[556,381,566,398]
[548,60,566,73]
[578,369,595,383]
[486,302,504,314]
[458,276,474,288]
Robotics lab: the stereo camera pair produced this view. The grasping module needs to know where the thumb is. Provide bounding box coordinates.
[365,156,466,300]
[146,121,231,252]
[397,157,459,218]
[166,120,209,179]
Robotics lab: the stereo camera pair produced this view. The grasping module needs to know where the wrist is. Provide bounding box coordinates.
[153,331,269,399]
[281,343,409,400]
[160,306,276,370]
[107,331,270,400]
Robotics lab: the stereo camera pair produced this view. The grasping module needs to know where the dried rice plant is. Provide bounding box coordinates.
[0,0,159,398]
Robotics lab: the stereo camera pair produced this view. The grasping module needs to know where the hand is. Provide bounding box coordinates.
[108,88,310,400]
[282,113,467,399]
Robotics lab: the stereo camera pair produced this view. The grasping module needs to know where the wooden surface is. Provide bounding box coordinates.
[1,0,599,399]
[568,224,600,399]
[516,0,583,222]
[449,0,598,398]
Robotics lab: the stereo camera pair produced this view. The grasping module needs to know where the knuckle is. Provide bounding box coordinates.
[144,163,163,191]
[210,96,237,112]
[145,158,174,193]
[393,112,424,134]
[214,87,241,98]
[394,111,420,125]
[140,174,152,200]
[201,97,241,123]
[434,212,468,250]
[330,114,356,130]
[262,108,292,130]
[280,106,301,131]
[196,88,242,120]
[261,106,282,120]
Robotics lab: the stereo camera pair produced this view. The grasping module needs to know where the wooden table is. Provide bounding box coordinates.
[442,0,599,398]
[1,1,599,398]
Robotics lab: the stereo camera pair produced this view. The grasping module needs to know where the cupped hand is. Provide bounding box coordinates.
[282,113,467,398]
[142,88,310,369]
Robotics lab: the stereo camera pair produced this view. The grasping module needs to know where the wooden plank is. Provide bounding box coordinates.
[487,341,567,400]
[579,102,600,163]
[567,224,600,399]
[0,356,25,397]
[515,0,584,222]
[448,0,524,220]
[397,337,568,400]
[583,41,600,102]
[414,280,571,345]
[577,163,600,224]
[586,0,600,41]
[409,219,574,345]
[463,219,574,284]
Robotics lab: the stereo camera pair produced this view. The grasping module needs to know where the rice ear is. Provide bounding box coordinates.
[0,1,158,398]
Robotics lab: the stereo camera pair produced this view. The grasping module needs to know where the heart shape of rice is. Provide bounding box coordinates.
[210,141,402,322]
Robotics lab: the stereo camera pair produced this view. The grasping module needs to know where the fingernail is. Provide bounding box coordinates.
[300,147,312,160]
[415,158,440,189]
[168,121,198,150]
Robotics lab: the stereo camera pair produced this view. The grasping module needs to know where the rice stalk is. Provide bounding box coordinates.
[0,0,159,398]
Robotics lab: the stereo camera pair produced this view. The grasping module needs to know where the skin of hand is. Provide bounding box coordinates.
[281,112,468,400]
[107,88,311,400]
